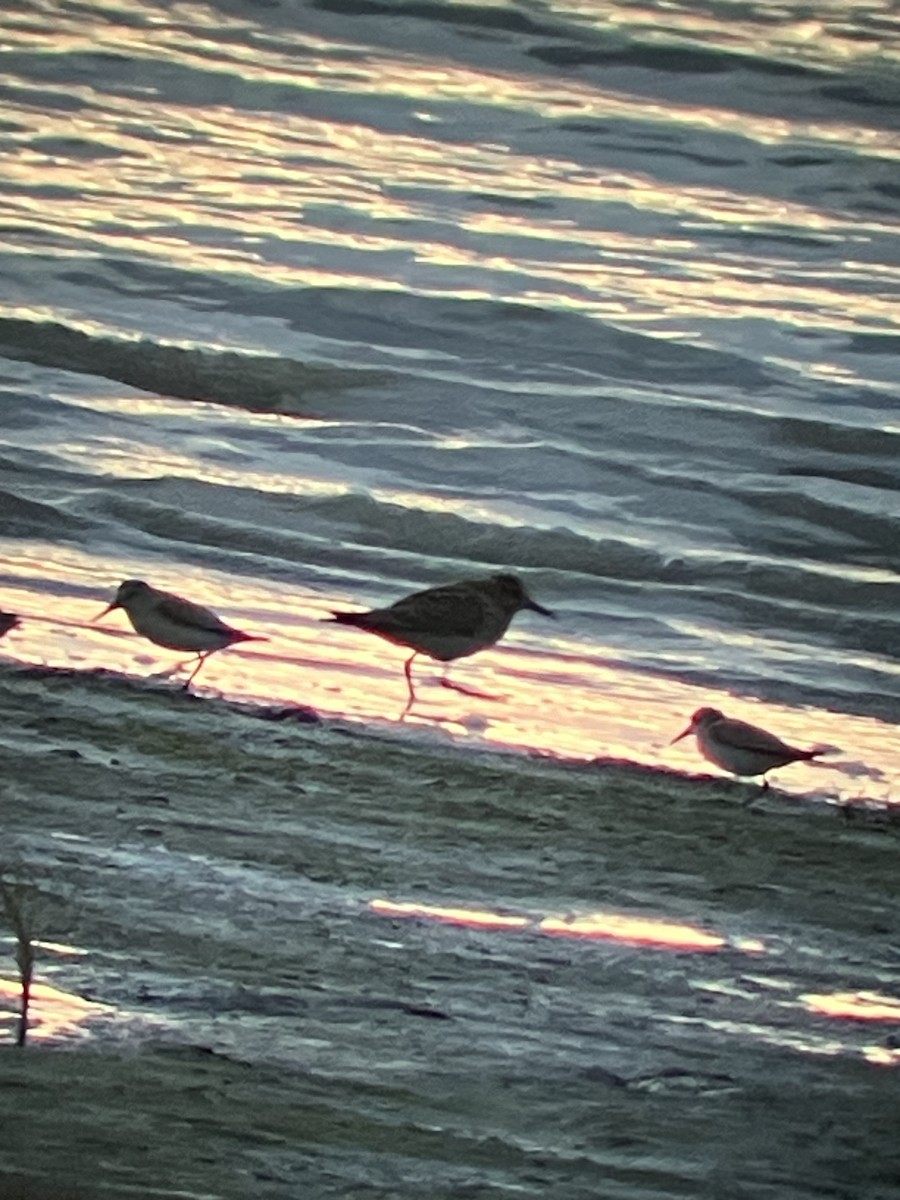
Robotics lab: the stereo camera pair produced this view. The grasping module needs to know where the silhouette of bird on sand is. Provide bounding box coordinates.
[326,572,554,715]
[670,706,824,787]
[94,579,265,690]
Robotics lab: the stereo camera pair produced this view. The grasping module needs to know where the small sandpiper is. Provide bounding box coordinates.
[670,706,823,786]
[94,579,265,689]
[325,571,554,714]
[0,611,21,639]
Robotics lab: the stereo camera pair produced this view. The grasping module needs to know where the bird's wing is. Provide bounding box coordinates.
[715,718,797,756]
[156,593,235,635]
[376,583,488,638]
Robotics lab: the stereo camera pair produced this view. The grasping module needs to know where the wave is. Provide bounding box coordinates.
[0,317,392,415]
[311,0,565,38]
[302,0,900,117]
[68,475,900,624]
[0,485,88,537]
[527,38,815,78]
[0,291,779,403]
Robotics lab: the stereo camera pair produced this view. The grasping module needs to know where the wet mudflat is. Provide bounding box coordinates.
[0,664,898,1199]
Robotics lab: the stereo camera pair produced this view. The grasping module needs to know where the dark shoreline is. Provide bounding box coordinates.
[1,664,898,1199]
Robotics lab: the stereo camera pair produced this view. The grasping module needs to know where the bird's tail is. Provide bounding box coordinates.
[801,745,831,762]
[232,632,268,644]
[325,611,368,628]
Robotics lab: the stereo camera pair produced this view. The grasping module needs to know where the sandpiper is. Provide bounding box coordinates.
[670,706,823,785]
[94,579,265,689]
[0,614,20,643]
[0,611,21,639]
[325,571,554,714]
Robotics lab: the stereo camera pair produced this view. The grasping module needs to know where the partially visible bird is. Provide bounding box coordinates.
[0,611,21,639]
[325,571,555,714]
[94,579,265,689]
[670,706,824,786]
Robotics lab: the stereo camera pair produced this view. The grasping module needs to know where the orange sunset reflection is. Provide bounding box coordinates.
[803,991,900,1066]
[371,900,530,932]
[370,898,747,953]
[538,913,727,951]
[804,991,900,1023]
[0,976,113,1043]
[2,538,899,808]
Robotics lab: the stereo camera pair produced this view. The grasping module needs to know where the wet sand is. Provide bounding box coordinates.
[1,663,899,1199]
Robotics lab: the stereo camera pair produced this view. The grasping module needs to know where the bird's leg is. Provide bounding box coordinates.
[438,664,465,693]
[150,658,193,682]
[439,665,501,701]
[400,652,419,720]
[183,651,211,691]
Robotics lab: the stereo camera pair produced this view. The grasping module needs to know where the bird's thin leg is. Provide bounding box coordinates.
[400,653,419,719]
[439,664,500,701]
[183,651,211,691]
[438,663,464,692]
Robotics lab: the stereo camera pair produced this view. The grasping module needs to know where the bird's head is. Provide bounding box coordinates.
[492,573,554,618]
[93,579,151,621]
[670,706,723,744]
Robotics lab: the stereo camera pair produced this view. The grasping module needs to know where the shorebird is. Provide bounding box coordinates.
[325,571,554,714]
[670,706,823,786]
[94,579,265,689]
[0,611,21,639]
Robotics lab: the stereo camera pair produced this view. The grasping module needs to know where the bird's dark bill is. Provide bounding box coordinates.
[526,598,555,617]
[669,725,692,745]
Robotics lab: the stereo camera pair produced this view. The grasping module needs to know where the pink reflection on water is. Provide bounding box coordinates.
[0,976,113,1043]
[370,898,749,953]
[1,543,898,807]
[804,991,900,1023]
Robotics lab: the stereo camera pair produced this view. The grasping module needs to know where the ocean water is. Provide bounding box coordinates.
[1,0,899,772]
[1,0,899,1193]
